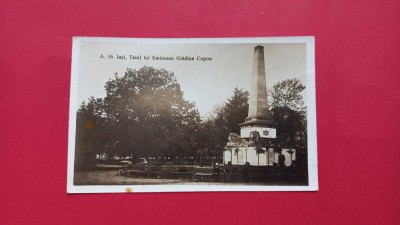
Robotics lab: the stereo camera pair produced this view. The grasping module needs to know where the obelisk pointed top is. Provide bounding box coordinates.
[244,45,271,125]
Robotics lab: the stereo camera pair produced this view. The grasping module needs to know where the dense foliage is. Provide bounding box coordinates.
[75,67,201,169]
[268,78,307,149]
[74,66,306,170]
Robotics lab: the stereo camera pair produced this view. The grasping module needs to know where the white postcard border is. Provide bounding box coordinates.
[67,36,317,193]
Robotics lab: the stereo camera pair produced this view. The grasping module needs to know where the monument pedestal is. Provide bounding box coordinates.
[223,45,293,166]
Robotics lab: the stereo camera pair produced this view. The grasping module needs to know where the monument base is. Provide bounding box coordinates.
[239,118,277,139]
[223,147,295,166]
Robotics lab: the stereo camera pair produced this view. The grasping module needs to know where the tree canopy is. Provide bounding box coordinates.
[268,78,307,148]
[269,78,306,112]
[74,67,307,170]
[75,66,201,169]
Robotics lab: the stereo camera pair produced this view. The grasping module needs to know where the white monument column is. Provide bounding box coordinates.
[240,45,276,139]
[247,45,268,122]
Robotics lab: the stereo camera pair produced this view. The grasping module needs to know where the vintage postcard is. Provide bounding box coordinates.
[67,37,317,193]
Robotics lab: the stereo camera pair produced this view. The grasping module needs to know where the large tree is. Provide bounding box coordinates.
[224,87,249,134]
[271,107,307,148]
[200,87,249,154]
[269,78,306,112]
[268,78,307,148]
[75,66,201,168]
[75,97,108,170]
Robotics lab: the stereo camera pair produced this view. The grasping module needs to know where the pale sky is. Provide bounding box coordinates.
[76,39,307,118]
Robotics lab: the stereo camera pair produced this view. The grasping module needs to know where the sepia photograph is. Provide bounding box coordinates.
[67,37,317,193]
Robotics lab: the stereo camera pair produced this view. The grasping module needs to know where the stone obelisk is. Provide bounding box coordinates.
[240,45,276,139]
[224,45,277,166]
[245,45,269,123]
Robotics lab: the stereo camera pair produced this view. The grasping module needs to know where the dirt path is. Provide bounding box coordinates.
[74,169,306,186]
[74,170,187,185]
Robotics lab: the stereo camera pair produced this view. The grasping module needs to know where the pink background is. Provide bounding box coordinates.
[1,0,399,224]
